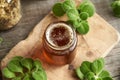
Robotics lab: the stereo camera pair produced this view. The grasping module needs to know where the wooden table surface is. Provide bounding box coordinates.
[0,0,120,80]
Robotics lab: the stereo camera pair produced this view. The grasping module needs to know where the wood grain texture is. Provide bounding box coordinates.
[0,0,119,80]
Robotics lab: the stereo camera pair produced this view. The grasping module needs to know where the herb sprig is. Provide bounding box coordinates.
[75,58,113,80]
[2,56,47,80]
[52,0,95,34]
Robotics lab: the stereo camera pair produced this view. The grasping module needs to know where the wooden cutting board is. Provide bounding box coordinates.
[1,0,120,80]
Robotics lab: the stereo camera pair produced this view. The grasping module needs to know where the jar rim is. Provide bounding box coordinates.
[44,22,77,50]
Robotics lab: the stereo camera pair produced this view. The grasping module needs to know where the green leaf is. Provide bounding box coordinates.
[42,70,47,80]
[12,77,22,80]
[111,0,120,9]
[23,73,33,80]
[78,2,95,17]
[2,67,16,78]
[7,60,23,73]
[76,21,89,34]
[102,77,113,80]
[62,0,76,11]
[111,0,120,17]
[96,78,102,80]
[32,70,47,80]
[11,56,23,61]
[52,2,65,17]
[77,0,90,12]
[85,72,95,80]
[91,58,105,74]
[80,12,89,20]
[21,58,33,71]
[80,61,92,74]
[34,59,42,71]
[66,20,74,25]
[99,70,110,78]
[66,9,79,21]
[75,67,84,79]
[73,19,81,28]
[75,58,113,80]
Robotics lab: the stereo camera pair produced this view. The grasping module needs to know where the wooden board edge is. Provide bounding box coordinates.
[101,31,120,57]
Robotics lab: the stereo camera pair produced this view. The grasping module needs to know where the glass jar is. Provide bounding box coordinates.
[0,0,21,30]
[40,22,77,65]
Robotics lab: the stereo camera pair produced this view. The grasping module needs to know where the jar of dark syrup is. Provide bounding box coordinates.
[41,22,77,65]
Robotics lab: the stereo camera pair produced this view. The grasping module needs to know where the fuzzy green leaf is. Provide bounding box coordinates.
[66,20,74,25]
[75,67,84,79]
[80,61,92,74]
[78,0,91,9]
[23,73,33,80]
[7,60,23,73]
[80,12,89,20]
[52,2,65,17]
[102,77,113,80]
[12,77,22,80]
[78,2,95,17]
[2,67,16,78]
[73,19,81,28]
[11,56,23,61]
[66,9,79,21]
[91,58,104,74]
[99,70,110,78]
[111,0,120,17]
[85,72,95,80]
[76,21,89,34]
[32,70,47,80]
[62,0,76,11]
[34,59,43,71]
[42,70,47,80]
[97,78,102,80]
[21,58,33,71]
